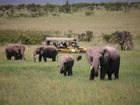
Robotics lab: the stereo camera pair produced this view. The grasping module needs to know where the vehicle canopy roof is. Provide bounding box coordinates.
[46,37,77,42]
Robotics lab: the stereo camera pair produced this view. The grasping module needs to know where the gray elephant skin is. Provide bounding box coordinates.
[5,44,25,60]
[86,46,120,80]
[60,54,74,76]
[33,45,58,62]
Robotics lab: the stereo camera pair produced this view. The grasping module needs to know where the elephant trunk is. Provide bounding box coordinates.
[22,53,26,60]
[33,51,37,62]
[90,60,100,77]
[20,46,26,60]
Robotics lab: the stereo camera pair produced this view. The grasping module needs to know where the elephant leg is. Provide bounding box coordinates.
[15,55,20,60]
[60,66,64,74]
[7,57,11,60]
[64,70,67,76]
[18,53,22,60]
[100,70,105,80]
[114,59,120,79]
[107,72,112,80]
[68,68,73,76]
[100,74,105,80]
[7,55,12,60]
[90,70,95,80]
[114,68,119,79]
[43,56,47,62]
[70,69,73,76]
[52,57,56,61]
[114,72,119,79]
[39,55,42,62]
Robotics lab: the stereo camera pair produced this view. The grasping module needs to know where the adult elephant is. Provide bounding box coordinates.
[86,46,120,80]
[33,45,58,62]
[5,44,26,60]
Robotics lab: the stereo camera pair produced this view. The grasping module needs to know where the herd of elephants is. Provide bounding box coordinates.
[5,43,120,80]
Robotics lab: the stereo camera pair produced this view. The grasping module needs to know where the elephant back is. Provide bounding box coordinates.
[103,46,120,60]
[5,44,20,53]
[60,54,74,64]
[44,45,58,57]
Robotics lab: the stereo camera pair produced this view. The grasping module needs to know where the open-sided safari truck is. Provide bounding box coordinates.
[46,37,86,53]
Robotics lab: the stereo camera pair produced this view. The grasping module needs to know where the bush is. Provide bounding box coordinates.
[85,11,94,16]
[102,33,112,43]
[0,30,52,45]
[86,31,93,42]
[78,31,93,42]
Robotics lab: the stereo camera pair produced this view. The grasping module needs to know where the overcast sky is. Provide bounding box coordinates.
[0,0,140,5]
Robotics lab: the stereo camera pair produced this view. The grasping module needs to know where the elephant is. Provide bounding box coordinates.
[85,47,95,65]
[76,54,82,61]
[86,46,120,80]
[5,44,25,60]
[60,54,74,76]
[33,45,58,62]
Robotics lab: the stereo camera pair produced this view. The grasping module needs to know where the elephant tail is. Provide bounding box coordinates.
[117,55,120,73]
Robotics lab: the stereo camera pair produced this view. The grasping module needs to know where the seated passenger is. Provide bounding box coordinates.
[58,42,64,48]
[63,42,67,48]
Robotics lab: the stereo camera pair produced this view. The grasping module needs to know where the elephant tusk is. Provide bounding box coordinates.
[99,65,101,70]
[90,65,93,70]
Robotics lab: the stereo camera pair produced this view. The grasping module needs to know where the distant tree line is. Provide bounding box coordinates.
[0,1,140,17]
[0,29,134,51]
[0,29,94,45]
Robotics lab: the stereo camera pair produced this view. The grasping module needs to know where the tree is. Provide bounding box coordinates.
[86,31,93,42]
[102,31,134,50]
[63,0,71,13]
[16,4,26,10]
[112,31,134,50]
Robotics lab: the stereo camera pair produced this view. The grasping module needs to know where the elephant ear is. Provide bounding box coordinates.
[40,47,45,55]
[100,48,110,63]
[21,45,25,52]
[13,46,20,53]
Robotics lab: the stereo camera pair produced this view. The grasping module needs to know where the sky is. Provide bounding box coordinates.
[0,0,140,5]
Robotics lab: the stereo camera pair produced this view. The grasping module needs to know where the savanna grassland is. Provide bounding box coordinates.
[0,10,140,105]
[0,10,140,35]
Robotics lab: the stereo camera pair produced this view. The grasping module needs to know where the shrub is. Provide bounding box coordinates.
[0,30,51,45]
[86,31,93,42]
[102,33,112,43]
[85,11,94,16]
[78,31,93,42]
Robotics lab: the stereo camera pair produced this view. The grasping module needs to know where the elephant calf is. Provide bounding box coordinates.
[76,54,82,61]
[5,44,25,60]
[60,54,74,76]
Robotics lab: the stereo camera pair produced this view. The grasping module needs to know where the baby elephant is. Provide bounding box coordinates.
[76,54,82,61]
[60,54,74,76]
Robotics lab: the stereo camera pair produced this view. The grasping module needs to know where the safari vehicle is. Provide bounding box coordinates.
[46,37,86,53]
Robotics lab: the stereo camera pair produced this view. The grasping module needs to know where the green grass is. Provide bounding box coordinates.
[0,39,140,105]
[0,10,140,105]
